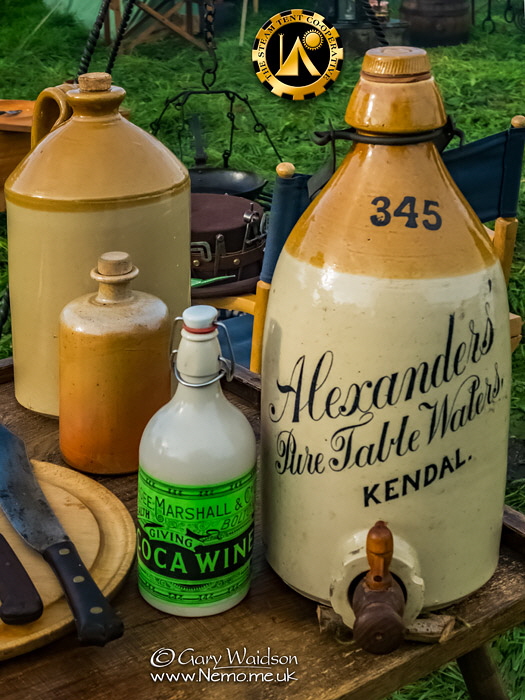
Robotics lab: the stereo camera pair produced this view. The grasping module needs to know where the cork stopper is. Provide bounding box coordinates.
[361,46,431,80]
[78,72,112,92]
[97,251,132,275]
[91,251,139,284]
[182,305,218,330]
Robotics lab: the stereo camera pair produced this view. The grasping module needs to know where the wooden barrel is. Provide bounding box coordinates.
[400,0,471,46]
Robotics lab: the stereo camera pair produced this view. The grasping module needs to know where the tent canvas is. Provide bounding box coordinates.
[42,0,194,41]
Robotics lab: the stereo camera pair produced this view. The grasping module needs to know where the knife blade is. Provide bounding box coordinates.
[0,533,44,624]
[0,424,124,645]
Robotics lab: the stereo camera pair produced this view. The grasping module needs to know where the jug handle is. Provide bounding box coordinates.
[31,86,73,149]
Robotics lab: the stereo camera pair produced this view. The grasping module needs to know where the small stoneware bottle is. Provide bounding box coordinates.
[59,251,171,475]
[137,305,256,616]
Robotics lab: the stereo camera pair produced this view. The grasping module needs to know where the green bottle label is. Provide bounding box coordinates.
[137,467,255,607]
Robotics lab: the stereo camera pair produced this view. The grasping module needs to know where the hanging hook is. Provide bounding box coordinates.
[200,49,219,91]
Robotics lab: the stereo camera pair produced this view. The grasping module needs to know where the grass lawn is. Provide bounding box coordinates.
[0,1,524,697]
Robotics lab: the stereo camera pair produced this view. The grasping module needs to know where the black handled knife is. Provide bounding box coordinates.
[0,533,43,624]
[0,424,124,645]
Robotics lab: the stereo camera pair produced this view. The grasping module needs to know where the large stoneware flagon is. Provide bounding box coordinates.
[260,47,510,642]
[6,72,190,416]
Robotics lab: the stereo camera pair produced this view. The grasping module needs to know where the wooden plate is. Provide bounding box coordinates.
[0,100,34,133]
[0,461,136,660]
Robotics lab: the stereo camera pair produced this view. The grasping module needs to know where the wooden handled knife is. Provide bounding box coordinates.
[0,533,43,624]
[0,424,124,645]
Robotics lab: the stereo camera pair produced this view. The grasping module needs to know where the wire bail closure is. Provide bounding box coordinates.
[170,316,235,387]
[312,116,465,152]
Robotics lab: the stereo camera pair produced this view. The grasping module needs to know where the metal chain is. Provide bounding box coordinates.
[223,92,236,168]
[176,102,187,161]
[504,0,515,22]
[150,0,281,162]
[106,0,137,74]
[78,0,113,78]
[359,0,388,46]
[150,89,282,163]
[201,0,218,90]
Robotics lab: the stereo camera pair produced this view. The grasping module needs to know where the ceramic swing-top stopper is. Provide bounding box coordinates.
[182,305,218,331]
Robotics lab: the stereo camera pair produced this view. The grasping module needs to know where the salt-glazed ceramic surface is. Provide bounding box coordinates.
[6,72,190,416]
[261,47,511,628]
[59,252,171,475]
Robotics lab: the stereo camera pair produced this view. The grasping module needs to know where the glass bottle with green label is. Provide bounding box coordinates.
[138,305,256,616]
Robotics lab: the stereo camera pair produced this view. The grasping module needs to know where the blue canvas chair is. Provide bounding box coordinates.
[204,116,525,372]
[211,163,310,372]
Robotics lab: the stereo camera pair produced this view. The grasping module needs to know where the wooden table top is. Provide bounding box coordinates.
[1,359,524,700]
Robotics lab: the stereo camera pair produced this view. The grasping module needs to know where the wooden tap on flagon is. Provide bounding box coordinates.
[351,521,406,654]
[260,46,511,645]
